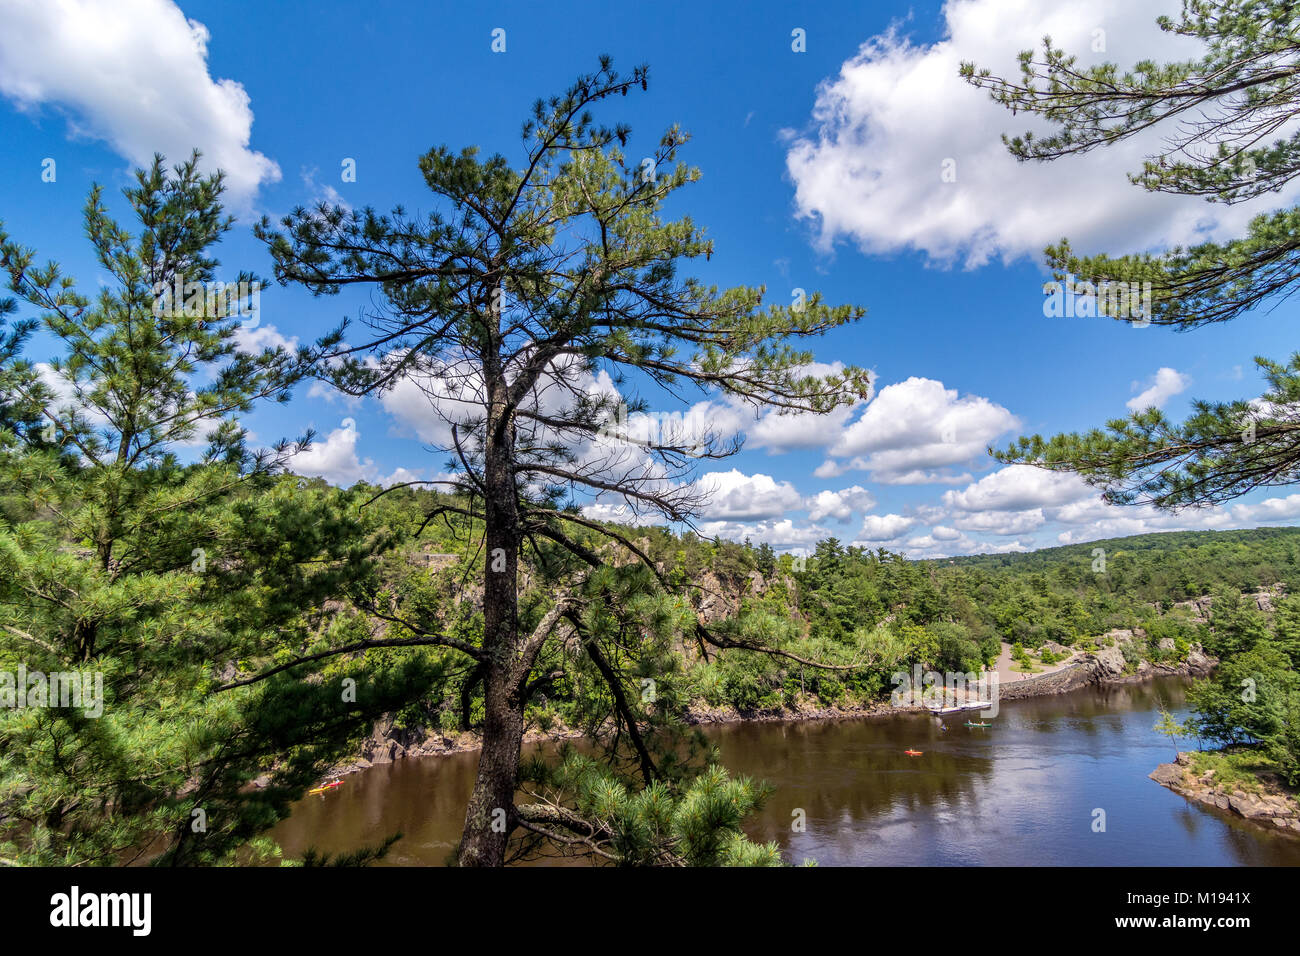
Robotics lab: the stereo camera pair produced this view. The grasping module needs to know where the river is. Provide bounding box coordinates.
[272,676,1300,865]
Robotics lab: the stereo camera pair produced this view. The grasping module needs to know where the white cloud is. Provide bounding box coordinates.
[785,0,1298,268]
[234,323,297,355]
[1127,367,1190,412]
[301,165,351,212]
[697,469,805,521]
[286,419,373,486]
[306,379,363,410]
[1054,512,1221,544]
[579,502,669,528]
[672,361,872,456]
[35,360,227,449]
[854,513,917,543]
[698,517,831,552]
[0,0,280,211]
[805,485,876,522]
[742,363,874,453]
[902,529,1033,559]
[824,376,1018,483]
[1230,494,1300,525]
[943,464,1094,512]
[905,531,976,554]
[950,507,1045,535]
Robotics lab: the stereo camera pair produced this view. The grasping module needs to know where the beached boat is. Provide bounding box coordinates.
[927,700,993,715]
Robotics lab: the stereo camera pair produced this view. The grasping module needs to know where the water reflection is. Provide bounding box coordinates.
[273,676,1300,866]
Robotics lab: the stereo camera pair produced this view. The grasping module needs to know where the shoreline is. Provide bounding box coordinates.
[1150,751,1300,838]
[307,648,1215,782]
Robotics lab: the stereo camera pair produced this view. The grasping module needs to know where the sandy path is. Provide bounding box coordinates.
[994,641,1082,684]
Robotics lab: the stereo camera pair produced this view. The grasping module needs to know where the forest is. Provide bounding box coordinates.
[3,420,1298,867]
[6,11,1300,866]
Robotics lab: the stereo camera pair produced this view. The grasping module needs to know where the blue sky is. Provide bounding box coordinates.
[2,0,1298,557]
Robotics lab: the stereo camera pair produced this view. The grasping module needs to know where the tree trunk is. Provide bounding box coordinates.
[455,362,524,867]
[456,661,524,866]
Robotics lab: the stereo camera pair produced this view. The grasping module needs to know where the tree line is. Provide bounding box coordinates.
[6,1,1300,865]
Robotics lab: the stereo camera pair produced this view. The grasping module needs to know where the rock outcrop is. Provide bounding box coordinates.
[1150,752,1300,836]
[1091,644,1127,677]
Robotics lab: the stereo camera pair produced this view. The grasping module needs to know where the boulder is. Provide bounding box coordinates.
[1149,762,1183,787]
[1092,644,1127,676]
[1226,790,1277,821]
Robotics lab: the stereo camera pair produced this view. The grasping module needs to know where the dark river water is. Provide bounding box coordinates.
[272,677,1300,865]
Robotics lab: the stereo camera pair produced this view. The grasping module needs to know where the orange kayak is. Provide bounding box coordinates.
[308,781,342,795]
[904,749,923,756]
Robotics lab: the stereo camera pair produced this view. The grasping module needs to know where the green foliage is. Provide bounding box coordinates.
[299,832,403,867]
[1153,701,1187,759]
[0,156,440,866]
[967,8,1300,511]
[1187,641,1299,747]
[516,751,780,866]
[963,1,1300,329]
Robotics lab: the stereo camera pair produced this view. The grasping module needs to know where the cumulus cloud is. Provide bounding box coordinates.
[740,363,874,453]
[1127,367,1190,412]
[285,419,374,486]
[1053,509,1231,544]
[854,513,917,543]
[696,469,805,521]
[805,485,876,522]
[822,376,1018,483]
[1229,494,1300,525]
[669,362,872,457]
[697,517,832,552]
[234,323,297,355]
[0,0,280,211]
[905,530,977,555]
[943,464,1094,512]
[950,507,1045,535]
[578,502,670,528]
[785,0,1298,268]
[284,418,434,488]
[301,165,351,212]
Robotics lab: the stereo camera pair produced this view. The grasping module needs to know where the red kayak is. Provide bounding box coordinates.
[308,780,342,795]
[904,749,923,756]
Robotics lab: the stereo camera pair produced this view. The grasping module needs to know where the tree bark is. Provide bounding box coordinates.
[455,356,525,867]
[455,659,524,866]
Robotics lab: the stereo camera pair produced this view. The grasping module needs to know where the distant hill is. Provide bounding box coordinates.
[946,527,1300,570]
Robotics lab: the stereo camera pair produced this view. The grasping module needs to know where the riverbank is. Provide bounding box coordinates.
[298,643,1217,782]
[274,674,1300,866]
[1150,749,1300,837]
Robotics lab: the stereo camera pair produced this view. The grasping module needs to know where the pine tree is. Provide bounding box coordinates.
[1153,701,1186,761]
[256,60,871,866]
[964,2,1300,509]
[0,154,439,865]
